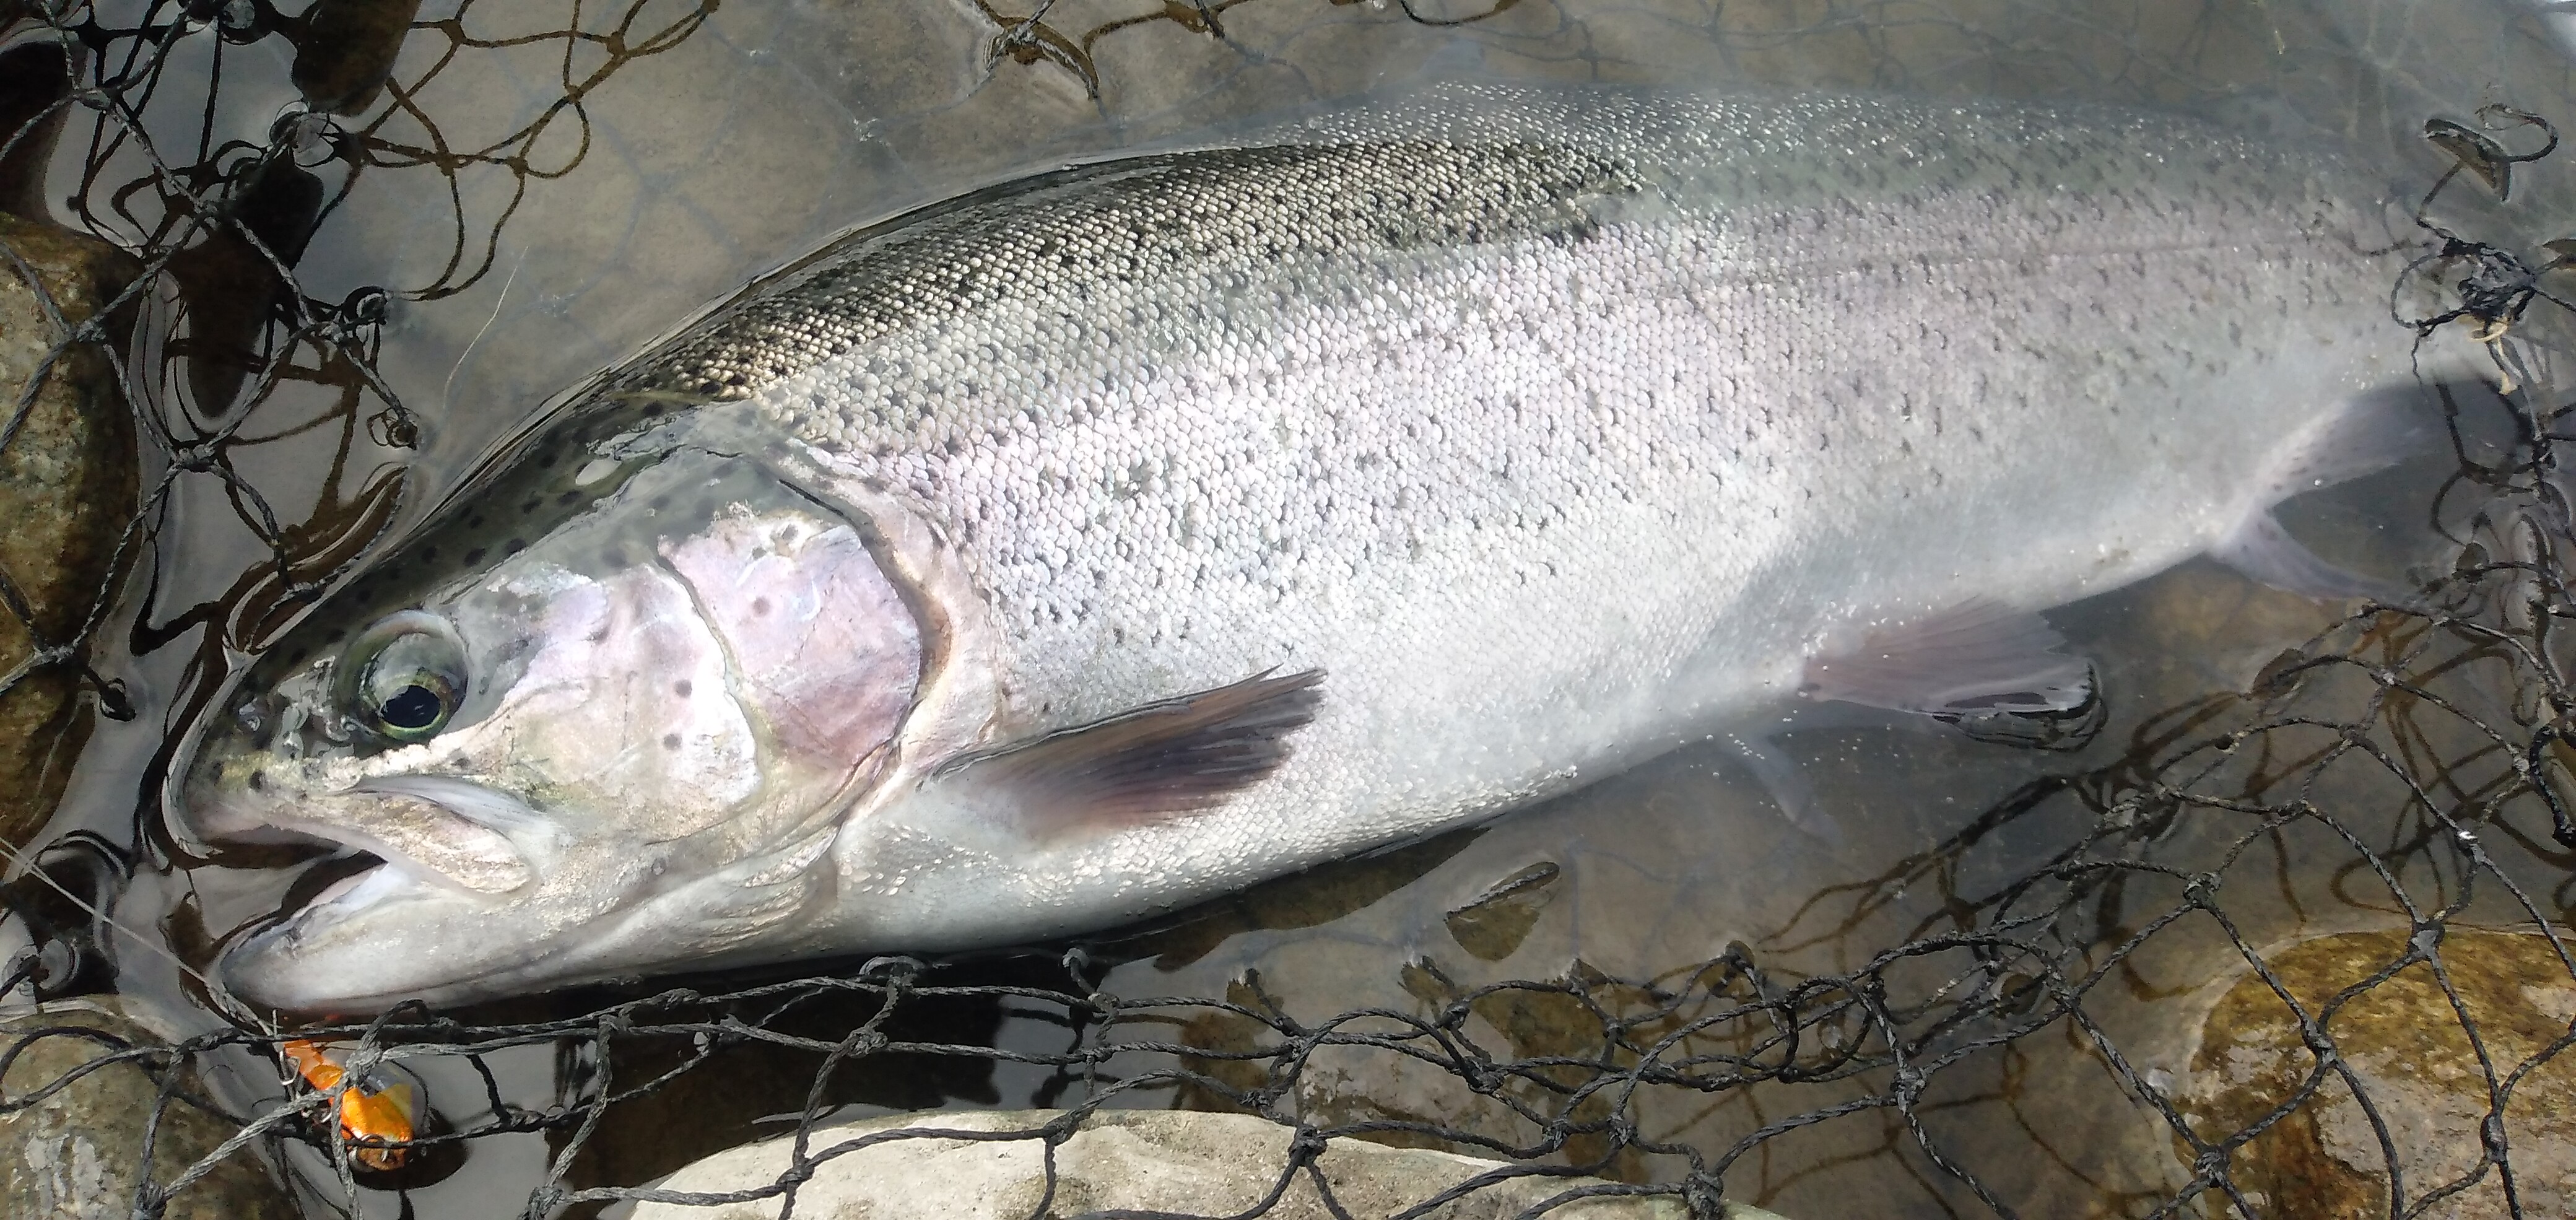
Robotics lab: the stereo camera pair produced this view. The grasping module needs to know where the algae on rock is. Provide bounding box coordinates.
[0,997,295,1220]
[0,211,142,850]
[2178,927,2576,1219]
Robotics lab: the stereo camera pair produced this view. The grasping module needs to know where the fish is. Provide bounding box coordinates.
[172,84,2471,1013]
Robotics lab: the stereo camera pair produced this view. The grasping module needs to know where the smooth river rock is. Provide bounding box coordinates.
[2178,927,2576,1219]
[0,211,141,850]
[1,996,295,1219]
[628,1107,1790,1219]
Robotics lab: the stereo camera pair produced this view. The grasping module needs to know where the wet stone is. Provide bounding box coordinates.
[1,997,294,1220]
[1443,860,1562,961]
[2178,928,2576,1219]
[290,0,430,115]
[629,1107,1790,1219]
[0,212,141,850]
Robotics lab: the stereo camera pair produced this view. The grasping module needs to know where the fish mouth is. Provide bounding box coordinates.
[197,774,543,901]
[222,856,485,1016]
[277,852,414,921]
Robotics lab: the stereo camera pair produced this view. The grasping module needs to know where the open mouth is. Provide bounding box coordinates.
[193,774,541,904]
[250,851,422,939]
[329,779,539,894]
[284,851,394,913]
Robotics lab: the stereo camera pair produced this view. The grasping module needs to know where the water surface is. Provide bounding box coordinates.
[12,0,2576,1215]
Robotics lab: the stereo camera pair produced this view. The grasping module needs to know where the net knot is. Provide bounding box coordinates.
[2182,873,2222,906]
[2191,1148,2230,1180]
[856,955,924,985]
[172,442,219,473]
[1285,1126,1329,1164]
[1891,1066,1926,1104]
[339,287,391,329]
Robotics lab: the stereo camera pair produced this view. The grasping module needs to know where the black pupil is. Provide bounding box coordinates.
[380,684,444,730]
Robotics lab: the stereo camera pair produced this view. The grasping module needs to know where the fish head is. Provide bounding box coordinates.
[176,446,933,1013]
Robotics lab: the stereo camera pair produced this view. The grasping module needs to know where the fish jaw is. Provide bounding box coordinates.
[182,740,633,1011]
[219,842,663,1013]
[186,685,824,1013]
[216,813,853,1012]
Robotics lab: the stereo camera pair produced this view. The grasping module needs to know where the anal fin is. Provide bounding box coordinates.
[1720,732,1843,844]
[2219,378,2455,607]
[916,669,1325,842]
[2212,511,2419,607]
[2259,383,2446,502]
[1803,599,2094,718]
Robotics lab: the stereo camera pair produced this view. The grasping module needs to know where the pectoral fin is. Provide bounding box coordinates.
[913,669,1325,842]
[1803,599,2094,718]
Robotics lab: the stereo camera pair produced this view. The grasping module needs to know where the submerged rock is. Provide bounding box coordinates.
[0,212,141,850]
[1443,860,1563,961]
[0,997,294,1219]
[2178,927,2576,1219]
[629,1107,1790,1219]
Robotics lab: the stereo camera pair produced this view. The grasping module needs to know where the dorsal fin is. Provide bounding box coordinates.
[920,669,1325,840]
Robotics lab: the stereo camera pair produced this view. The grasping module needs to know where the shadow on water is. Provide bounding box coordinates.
[3,0,2576,1217]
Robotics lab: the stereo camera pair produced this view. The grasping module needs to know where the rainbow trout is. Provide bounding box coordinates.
[175,85,2446,1011]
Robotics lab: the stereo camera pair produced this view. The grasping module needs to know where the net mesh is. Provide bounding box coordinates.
[2,2,2574,1218]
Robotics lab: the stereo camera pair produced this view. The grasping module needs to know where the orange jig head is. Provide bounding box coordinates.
[281,1039,419,1172]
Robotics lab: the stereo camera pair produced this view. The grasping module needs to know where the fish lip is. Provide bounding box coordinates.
[193,775,543,900]
[225,852,516,1014]
[221,892,446,1015]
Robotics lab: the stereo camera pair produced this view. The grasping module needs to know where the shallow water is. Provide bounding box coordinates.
[11,0,2576,1216]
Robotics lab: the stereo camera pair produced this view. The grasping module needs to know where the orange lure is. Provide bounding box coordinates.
[281,1039,419,1171]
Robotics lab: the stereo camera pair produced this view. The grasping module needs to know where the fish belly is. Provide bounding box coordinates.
[668,88,2411,944]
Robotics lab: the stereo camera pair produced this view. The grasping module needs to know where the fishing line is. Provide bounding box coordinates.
[0,832,278,1035]
[438,248,529,419]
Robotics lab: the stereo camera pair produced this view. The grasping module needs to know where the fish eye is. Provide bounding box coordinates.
[336,611,469,744]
